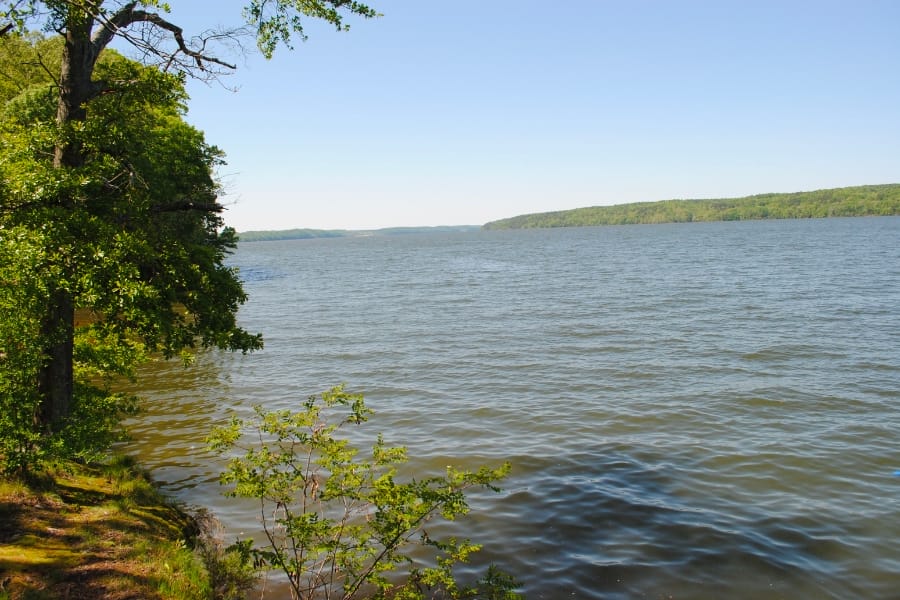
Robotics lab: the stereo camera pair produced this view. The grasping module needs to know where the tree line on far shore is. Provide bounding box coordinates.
[482,184,900,230]
[237,225,480,242]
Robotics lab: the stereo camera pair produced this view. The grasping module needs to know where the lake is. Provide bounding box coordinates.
[124,217,900,599]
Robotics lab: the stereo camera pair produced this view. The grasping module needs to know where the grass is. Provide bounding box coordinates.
[0,456,223,600]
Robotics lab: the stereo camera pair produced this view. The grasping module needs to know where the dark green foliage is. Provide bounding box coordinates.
[0,226,140,473]
[482,184,900,230]
[0,35,261,473]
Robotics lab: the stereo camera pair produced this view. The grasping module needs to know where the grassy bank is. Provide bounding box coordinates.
[0,456,250,600]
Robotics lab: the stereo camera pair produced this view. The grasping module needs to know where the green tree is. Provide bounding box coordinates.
[0,0,377,465]
[0,36,263,470]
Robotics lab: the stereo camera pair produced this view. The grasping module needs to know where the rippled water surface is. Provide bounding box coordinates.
[125,218,900,599]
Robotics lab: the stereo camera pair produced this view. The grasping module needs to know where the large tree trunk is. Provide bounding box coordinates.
[37,10,95,433]
[54,11,92,168]
[37,290,75,432]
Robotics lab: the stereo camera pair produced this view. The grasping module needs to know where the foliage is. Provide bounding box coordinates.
[482,184,900,230]
[0,31,59,101]
[207,386,520,600]
[0,35,261,473]
[245,0,380,58]
[0,224,138,473]
[193,508,262,600]
[1,44,261,353]
[0,226,48,473]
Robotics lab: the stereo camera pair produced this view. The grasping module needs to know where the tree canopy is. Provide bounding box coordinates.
[0,31,267,471]
[0,1,381,472]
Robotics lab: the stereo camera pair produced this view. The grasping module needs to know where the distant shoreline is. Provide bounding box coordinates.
[237,184,900,240]
[482,183,900,230]
[237,225,481,243]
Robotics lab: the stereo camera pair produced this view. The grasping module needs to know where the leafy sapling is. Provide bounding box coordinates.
[208,385,521,600]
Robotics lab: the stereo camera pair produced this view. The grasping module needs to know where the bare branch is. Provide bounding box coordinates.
[133,11,238,70]
[34,52,60,87]
[90,3,238,74]
[0,23,13,37]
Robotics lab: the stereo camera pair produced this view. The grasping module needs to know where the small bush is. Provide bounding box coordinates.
[207,385,521,600]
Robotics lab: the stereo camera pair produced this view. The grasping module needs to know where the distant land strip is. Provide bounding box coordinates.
[481,184,900,230]
[238,225,481,242]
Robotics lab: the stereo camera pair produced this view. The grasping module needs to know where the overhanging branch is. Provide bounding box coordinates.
[129,10,237,70]
[91,2,238,73]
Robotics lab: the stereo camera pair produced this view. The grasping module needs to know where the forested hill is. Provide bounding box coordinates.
[238,225,480,242]
[481,184,900,230]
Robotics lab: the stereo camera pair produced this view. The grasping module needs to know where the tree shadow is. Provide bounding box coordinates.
[0,469,196,600]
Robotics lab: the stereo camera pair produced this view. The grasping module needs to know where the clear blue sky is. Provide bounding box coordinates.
[160,0,900,231]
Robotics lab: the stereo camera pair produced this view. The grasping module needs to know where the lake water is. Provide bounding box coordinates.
[124,217,900,599]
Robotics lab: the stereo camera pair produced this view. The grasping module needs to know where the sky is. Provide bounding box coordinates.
[149,1,900,231]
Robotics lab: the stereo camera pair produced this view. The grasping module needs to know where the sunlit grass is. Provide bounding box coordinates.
[0,456,233,599]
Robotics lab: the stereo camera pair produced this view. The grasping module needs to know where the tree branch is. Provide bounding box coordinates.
[91,3,237,72]
[89,0,139,56]
[34,52,61,87]
[132,11,238,70]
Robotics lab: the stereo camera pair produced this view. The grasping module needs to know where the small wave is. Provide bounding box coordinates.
[234,265,283,282]
[741,344,843,362]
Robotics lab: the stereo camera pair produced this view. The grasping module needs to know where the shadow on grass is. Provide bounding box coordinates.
[0,464,203,600]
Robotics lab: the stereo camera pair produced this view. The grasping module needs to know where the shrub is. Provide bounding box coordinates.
[207,385,521,600]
